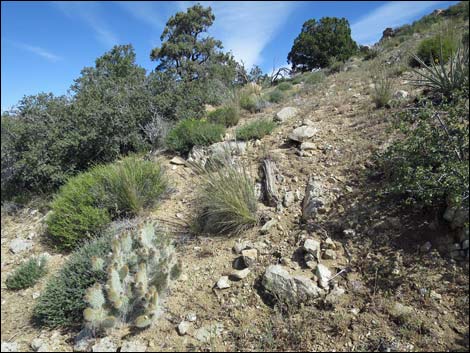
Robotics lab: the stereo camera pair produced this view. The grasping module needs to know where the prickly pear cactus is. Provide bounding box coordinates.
[83,221,178,332]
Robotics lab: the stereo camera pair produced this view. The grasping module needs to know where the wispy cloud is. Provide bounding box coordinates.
[351,1,451,45]
[10,41,62,62]
[118,1,164,30]
[53,1,119,48]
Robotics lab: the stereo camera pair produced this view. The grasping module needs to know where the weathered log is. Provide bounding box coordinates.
[262,159,280,207]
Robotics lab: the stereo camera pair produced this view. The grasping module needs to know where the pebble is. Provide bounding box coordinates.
[323,249,337,260]
[216,276,231,289]
[230,268,250,280]
[177,321,191,336]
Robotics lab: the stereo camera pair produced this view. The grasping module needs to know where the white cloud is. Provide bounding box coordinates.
[351,1,451,45]
[53,1,119,48]
[10,41,62,62]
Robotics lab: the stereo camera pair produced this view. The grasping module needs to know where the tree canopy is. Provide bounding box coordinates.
[287,17,358,71]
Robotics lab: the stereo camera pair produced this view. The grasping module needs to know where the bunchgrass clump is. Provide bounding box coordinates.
[46,156,168,249]
[165,118,225,154]
[193,155,257,235]
[5,256,47,290]
[372,68,394,108]
[236,119,277,141]
[277,82,293,91]
[207,106,240,127]
[239,92,267,113]
[33,234,111,328]
[267,89,284,103]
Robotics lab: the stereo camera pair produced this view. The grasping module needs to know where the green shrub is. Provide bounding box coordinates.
[372,69,394,108]
[6,256,47,290]
[267,89,284,103]
[411,34,458,67]
[236,119,277,141]
[277,82,292,91]
[194,156,257,235]
[165,118,225,154]
[207,106,240,127]
[378,96,469,207]
[46,173,111,250]
[239,92,267,113]
[328,59,344,74]
[33,234,111,329]
[46,156,168,249]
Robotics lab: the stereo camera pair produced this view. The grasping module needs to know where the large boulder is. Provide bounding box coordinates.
[262,265,322,305]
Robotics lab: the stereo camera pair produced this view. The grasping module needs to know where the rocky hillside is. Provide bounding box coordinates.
[1,5,469,353]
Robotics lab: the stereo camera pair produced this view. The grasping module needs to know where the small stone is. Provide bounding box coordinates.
[32,292,41,300]
[323,249,336,260]
[177,321,191,336]
[429,290,442,301]
[120,340,147,352]
[230,268,250,280]
[1,342,18,352]
[92,337,116,352]
[303,239,321,259]
[233,241,252,254]
[241,248,258,267]
[169,156,185,165]
[31,338,48,352]
[315,264,332,286]
[300,142,316,151]
[260,219,277,235]
[394,90,409,99]
[186,312,197,322]
[283,192,295,207]
[420,241,432,253]
[216,276,231,289]
[389,302,414,320]
[323,237,336,249]
[9,238,33,254]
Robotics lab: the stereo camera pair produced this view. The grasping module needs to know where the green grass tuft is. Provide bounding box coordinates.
[207,106,240,127]
[193,156,257,235]
[236,119,277,141]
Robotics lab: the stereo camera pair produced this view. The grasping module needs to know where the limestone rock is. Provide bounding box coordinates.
[274,107,299,123]
[9,238,33,254]
[289,126,318,143]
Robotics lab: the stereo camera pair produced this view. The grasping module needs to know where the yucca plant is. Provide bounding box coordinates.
[192,153,258,235]
[409,41,469,99]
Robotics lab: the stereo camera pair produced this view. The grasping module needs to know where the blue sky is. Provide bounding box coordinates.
[1,1,458,111]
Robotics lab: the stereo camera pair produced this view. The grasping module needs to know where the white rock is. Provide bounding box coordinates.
[186,312,197,322]
[260,219,277,235]
[283,191,295,207]
[233,241,252,254]
[9,238,33,254]
[31,339,49,352]
[300,142,316,150]
[32,292,41,300]
[315,264,332,284]
[230,268,250,280]
[394,90,409,99]
[289,126,318,143]
[177,321,191,336]
[274,107,299,123]
[120,340,147,352]
[343,229,356,237]
[92,337,117,352]
[216,276,231,289]
[170,156,186,165]
[303,239,321,259]
[323,249,336,260]
[241,248,258,267]
[1,342,18,352]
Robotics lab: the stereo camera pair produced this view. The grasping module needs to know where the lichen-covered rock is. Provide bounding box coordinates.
[289,126,318,143]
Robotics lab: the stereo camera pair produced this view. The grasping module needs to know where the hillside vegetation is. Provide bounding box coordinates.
[1,2,469,352]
